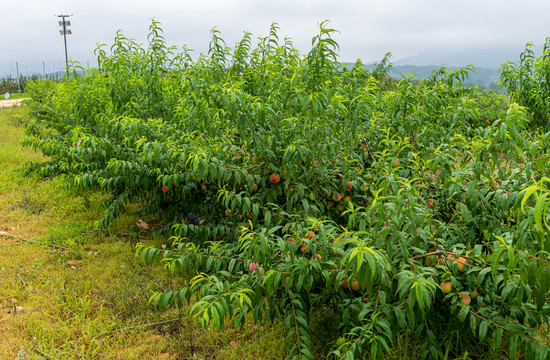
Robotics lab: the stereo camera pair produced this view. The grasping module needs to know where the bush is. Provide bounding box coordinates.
[23,20,550,359]
[500,37,550,128]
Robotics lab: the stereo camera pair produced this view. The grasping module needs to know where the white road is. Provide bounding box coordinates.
[0,99,28,108]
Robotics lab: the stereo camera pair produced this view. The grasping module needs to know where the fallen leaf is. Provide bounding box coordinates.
[229,340,237,346]
[136,219,150,230]
[158,353,170,359]
[67,260,82,266]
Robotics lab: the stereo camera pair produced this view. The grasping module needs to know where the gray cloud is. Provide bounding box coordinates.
[1,0,549,76]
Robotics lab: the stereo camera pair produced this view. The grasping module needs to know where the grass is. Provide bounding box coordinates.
[2,92,28,100]
[0,106,286,359]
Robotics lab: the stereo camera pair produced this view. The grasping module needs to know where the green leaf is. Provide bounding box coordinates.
[479,320,489,341]
[394,306,406,329]
[458,305,469,322]
[469,313,477,334]
[534,192,548,233]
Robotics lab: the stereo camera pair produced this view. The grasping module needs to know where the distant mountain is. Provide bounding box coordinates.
[388,65,501,90]
[393,44,544,69]
[341,44,549,90]
[343,62,502,90]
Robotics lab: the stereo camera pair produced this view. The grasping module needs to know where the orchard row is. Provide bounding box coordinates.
[24,21,550,359]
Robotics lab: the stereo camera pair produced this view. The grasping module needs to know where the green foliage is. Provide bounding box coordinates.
[22,20,550,359]
[500,37,550,128]
[0,74,44,94]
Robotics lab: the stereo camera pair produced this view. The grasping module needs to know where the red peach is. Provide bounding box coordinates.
[270,174,280,184]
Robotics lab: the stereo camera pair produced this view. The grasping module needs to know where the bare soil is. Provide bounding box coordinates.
[0,99,28,108]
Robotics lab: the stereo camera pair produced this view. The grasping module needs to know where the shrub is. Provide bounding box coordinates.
[23,20,550,359]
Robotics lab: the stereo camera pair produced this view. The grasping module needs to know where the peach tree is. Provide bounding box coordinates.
[23,21,550,359]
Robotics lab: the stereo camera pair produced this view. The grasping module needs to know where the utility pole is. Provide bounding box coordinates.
[43,61,46,78]
[57,14,72,72]
[16,62,21,93]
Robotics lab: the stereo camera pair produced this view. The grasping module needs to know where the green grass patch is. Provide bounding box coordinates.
[3,92,29,100]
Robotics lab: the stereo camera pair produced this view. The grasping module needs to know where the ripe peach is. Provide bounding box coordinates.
[457,257,467,272]
[351,280,360,291]
[307,231,315,239]
[225,209,232,216]
[461,293,471,305]
[270,174,280,184]
[251,183,258,192]
[394,160,400,166]
[249,262,259,272]
[440,281,452,294]
[346,181,352,191]
[342,279,349,288]
[162,185,169,193]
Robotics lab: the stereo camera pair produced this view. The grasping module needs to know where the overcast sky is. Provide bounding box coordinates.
[1,0,549,76]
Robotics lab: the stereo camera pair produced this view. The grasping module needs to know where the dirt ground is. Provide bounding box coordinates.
[0,99,28,108]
